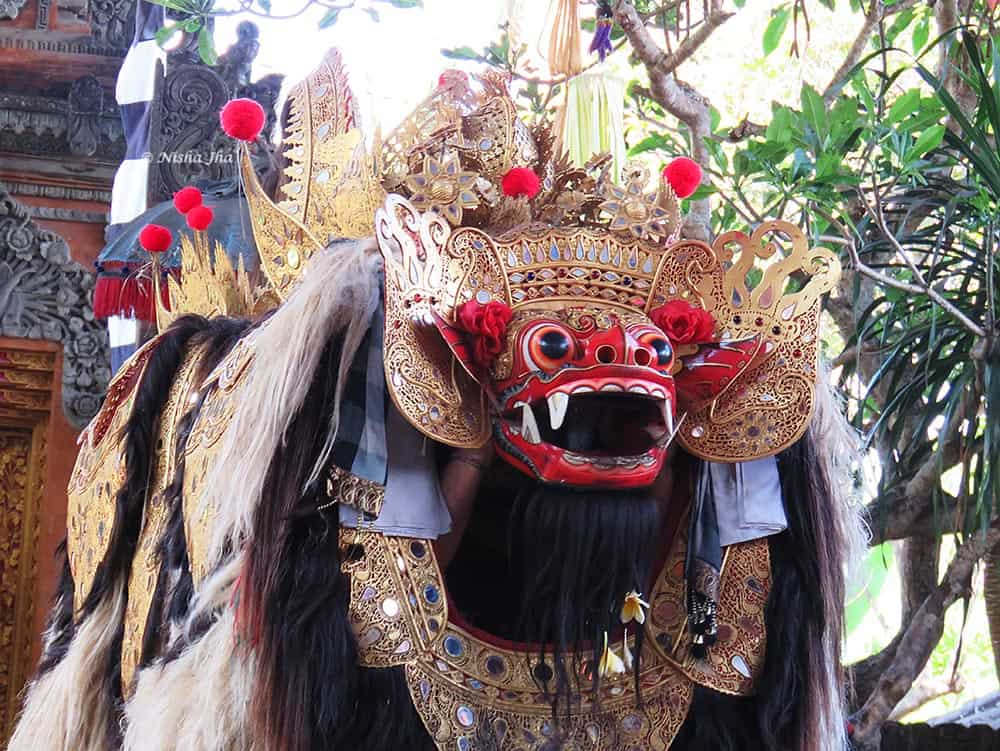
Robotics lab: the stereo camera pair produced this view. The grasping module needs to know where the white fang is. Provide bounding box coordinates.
[547,392,569,431]
[521,402,541,444]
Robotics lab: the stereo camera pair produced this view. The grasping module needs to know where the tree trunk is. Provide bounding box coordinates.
[985,539,1000,680]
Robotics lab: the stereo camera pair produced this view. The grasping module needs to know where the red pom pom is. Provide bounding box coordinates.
[438,69,469,89]
[139,224,173,253]
[501,167,541,199]
[173,186,203,214]
[650,300,715,344]
[662,157,702,199]
[186,205,214,232]
[455,300,514,368]
[220,98,266,142]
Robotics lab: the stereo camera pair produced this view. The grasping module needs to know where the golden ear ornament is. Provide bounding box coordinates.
[647,220,841,462]
[376,195,492,448]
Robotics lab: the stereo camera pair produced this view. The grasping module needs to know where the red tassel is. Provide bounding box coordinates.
[92,275,124,319]
[118,275,156,323]
[158,270,174,312]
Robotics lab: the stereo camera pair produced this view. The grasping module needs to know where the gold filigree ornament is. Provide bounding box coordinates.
[241,48,386,300]
[599,163,681,243]
[405,149,480,226]
[153,230,273,332]
[646,220,842,462]
[335,522,771,751]
[377,195,492,448]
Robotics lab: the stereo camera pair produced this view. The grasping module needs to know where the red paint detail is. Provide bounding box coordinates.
[673,337,760,412]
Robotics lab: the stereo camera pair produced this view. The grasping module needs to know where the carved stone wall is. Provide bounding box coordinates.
[0,190,109,427]
[0,429,37,745]
[0,343,52,745]
[0,88,124,163]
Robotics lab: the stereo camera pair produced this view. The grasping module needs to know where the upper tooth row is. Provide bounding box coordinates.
[566,384,667,398]
[514,387,673,435]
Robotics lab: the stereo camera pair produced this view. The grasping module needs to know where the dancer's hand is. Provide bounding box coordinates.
[434,441,494,569]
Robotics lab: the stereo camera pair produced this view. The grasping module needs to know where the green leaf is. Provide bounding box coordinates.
[441,46,482,61]
[910,124,945,157]
[197,25,217,65]
[762,6,790,57]
[379,0,423,6]
[765,105,795,143]
[628,133,668,156]
[800,84,827,143]
[154,22,182,47]
[885,8,914,45]
[886,88,920,124]
[912,14,930,53]
[149,0,200,12]
[180,16,202,32]
[845,543,894,635]
[257,0,271,11]
[318,7,341,27]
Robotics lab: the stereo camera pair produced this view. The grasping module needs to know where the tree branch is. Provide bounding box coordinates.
[849,190,988,338]
[851,517,1000,749]
[612,0,731,240]
[887,674,963,721]
[823,0,925,103]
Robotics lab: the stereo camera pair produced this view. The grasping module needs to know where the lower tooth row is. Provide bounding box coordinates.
[562,452,655,469]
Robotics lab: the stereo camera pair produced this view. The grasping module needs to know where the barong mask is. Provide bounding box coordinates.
[234,52,841,486]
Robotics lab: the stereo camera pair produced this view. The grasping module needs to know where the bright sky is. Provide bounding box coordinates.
[216,0,540,133]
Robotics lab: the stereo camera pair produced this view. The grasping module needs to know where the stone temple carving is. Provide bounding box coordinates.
[0,189,110,427]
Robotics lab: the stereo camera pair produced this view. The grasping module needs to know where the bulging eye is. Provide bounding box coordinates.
[638,332,673,367]
[525,325,575,371]
[539,330,571,360]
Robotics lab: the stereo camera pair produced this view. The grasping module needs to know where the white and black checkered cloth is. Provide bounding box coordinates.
[107,0,165,372]
[329,300,389,486]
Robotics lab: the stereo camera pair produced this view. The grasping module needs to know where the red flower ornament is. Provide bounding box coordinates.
[173,186,203,214]
[220,98,266,142]
[139,224,173,253]
[455,300,513,368]
[662,157,702,199]
[501,167,541,199]
[650,300,715,345]
[186,205,214,231]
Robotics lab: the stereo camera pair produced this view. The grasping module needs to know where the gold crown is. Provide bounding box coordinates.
[153,231,274,329]
[238,51,685,303]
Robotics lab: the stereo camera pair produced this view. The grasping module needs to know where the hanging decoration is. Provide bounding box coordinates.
[546,0,584,77]
[590,1,614,61]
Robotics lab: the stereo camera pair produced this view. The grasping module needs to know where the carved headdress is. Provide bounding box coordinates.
[224,50,840,487]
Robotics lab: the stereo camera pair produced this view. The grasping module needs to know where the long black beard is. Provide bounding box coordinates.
[445,467,663,722]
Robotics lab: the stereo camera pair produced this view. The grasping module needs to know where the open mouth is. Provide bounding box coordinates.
[501,381,675,470]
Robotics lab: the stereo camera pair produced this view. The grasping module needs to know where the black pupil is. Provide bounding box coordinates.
[650,338,672,365]
[539,330,571,360]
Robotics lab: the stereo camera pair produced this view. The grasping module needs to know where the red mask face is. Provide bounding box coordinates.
[489,307,677,489]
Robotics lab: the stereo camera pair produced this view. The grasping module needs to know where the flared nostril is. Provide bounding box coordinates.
[596,345,617,364]
[634,349,652,367]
